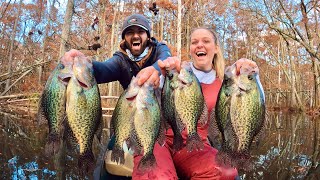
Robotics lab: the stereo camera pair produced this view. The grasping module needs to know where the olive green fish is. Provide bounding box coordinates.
[110,77,138,165]
[131,81,161,172]
[64,56,102,175]
[37,62,71,156]
[161,68,184,151]
[162,61,207,152]
[110,76,162,172]
[214,61,265,161]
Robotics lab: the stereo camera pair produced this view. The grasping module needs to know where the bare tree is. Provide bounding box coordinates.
[3,0,23,95]
[177,0,182,59]
[240,0,320,108]
[59,0,74,58]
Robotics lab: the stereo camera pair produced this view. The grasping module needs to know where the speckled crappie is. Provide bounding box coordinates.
[132,81,161,171]
[162,62,207,152]
[161,68,184,151]
[110,77,138,165]
[214,60,265,162]
[37,62,71,156]
[64,56,102,175]
[110,76,162,172]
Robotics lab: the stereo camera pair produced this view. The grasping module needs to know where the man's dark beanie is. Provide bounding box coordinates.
[121,14,151,39]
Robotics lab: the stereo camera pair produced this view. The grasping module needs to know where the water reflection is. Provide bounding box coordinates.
[0,111,83,179]
[241,112,320,179]
[0,110,319,179]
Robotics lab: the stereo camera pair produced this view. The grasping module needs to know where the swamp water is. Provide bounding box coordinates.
[0,111,319,179]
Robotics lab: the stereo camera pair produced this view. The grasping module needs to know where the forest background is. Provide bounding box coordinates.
[0,0,320,115]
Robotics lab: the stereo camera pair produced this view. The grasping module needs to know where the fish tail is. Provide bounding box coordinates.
[215,150,233,168]
[157,119,166,147]
[111,144,125,164]
[216,150,252,171]
[231,151,252,171]
[138,153,157,173]
[78,150,95,176]
[45,134,61,155]
[173,132,184,151]
[186,132,204,152]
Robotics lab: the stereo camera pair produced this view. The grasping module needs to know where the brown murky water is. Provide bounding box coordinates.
[0,110,319,179]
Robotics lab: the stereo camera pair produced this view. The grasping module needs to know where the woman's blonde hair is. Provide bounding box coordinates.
[190,27,225,79]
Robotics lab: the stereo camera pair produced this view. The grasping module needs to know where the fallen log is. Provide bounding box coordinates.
[0,60,51,82]
[0,93,40,100]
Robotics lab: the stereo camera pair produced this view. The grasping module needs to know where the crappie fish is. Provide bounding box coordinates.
[131,81,161,171]
[64,56,102,175]
[37,62,71,155]
[214,60,265,164]
[110,76,162,172]
[110,77,137,165]
[162,61,207,152]
[161,68,184,151]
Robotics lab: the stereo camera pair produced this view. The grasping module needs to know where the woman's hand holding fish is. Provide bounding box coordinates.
[158,56,181,76]
[234,58,259,75]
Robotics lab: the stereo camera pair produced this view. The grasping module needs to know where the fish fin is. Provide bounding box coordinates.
[174,109,185,133]
[186,132,204,152]
[128,128,143,155]
[216,150,252,171]
[253,119,266,148]
[94,117,103,143]
[172,132,184,151]
[207,109,222,149]
[45,134,61,156]
[137,153,157,173]
[198,103,208,125]
[36,92,48,126]
[157,117,166,146]
[111,144,125,164]
[215,150,233,168]
[78,150,95,177]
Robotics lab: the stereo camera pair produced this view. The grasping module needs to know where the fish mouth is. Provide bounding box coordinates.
[126,95,137,101]
[77,79,90,89]
[58,74,72,86]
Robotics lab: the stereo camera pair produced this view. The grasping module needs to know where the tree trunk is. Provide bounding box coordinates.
[110,5,118,57]
[4,0,23,95]
[177,0,182,59]
[58,0,74,58]
[96,0,107,61]
[313,59,320,108]
[276,41,281,105]
[39,0,56,84]
[159,9,164,41]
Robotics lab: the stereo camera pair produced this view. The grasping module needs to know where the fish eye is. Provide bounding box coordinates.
[248,75,253,80]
